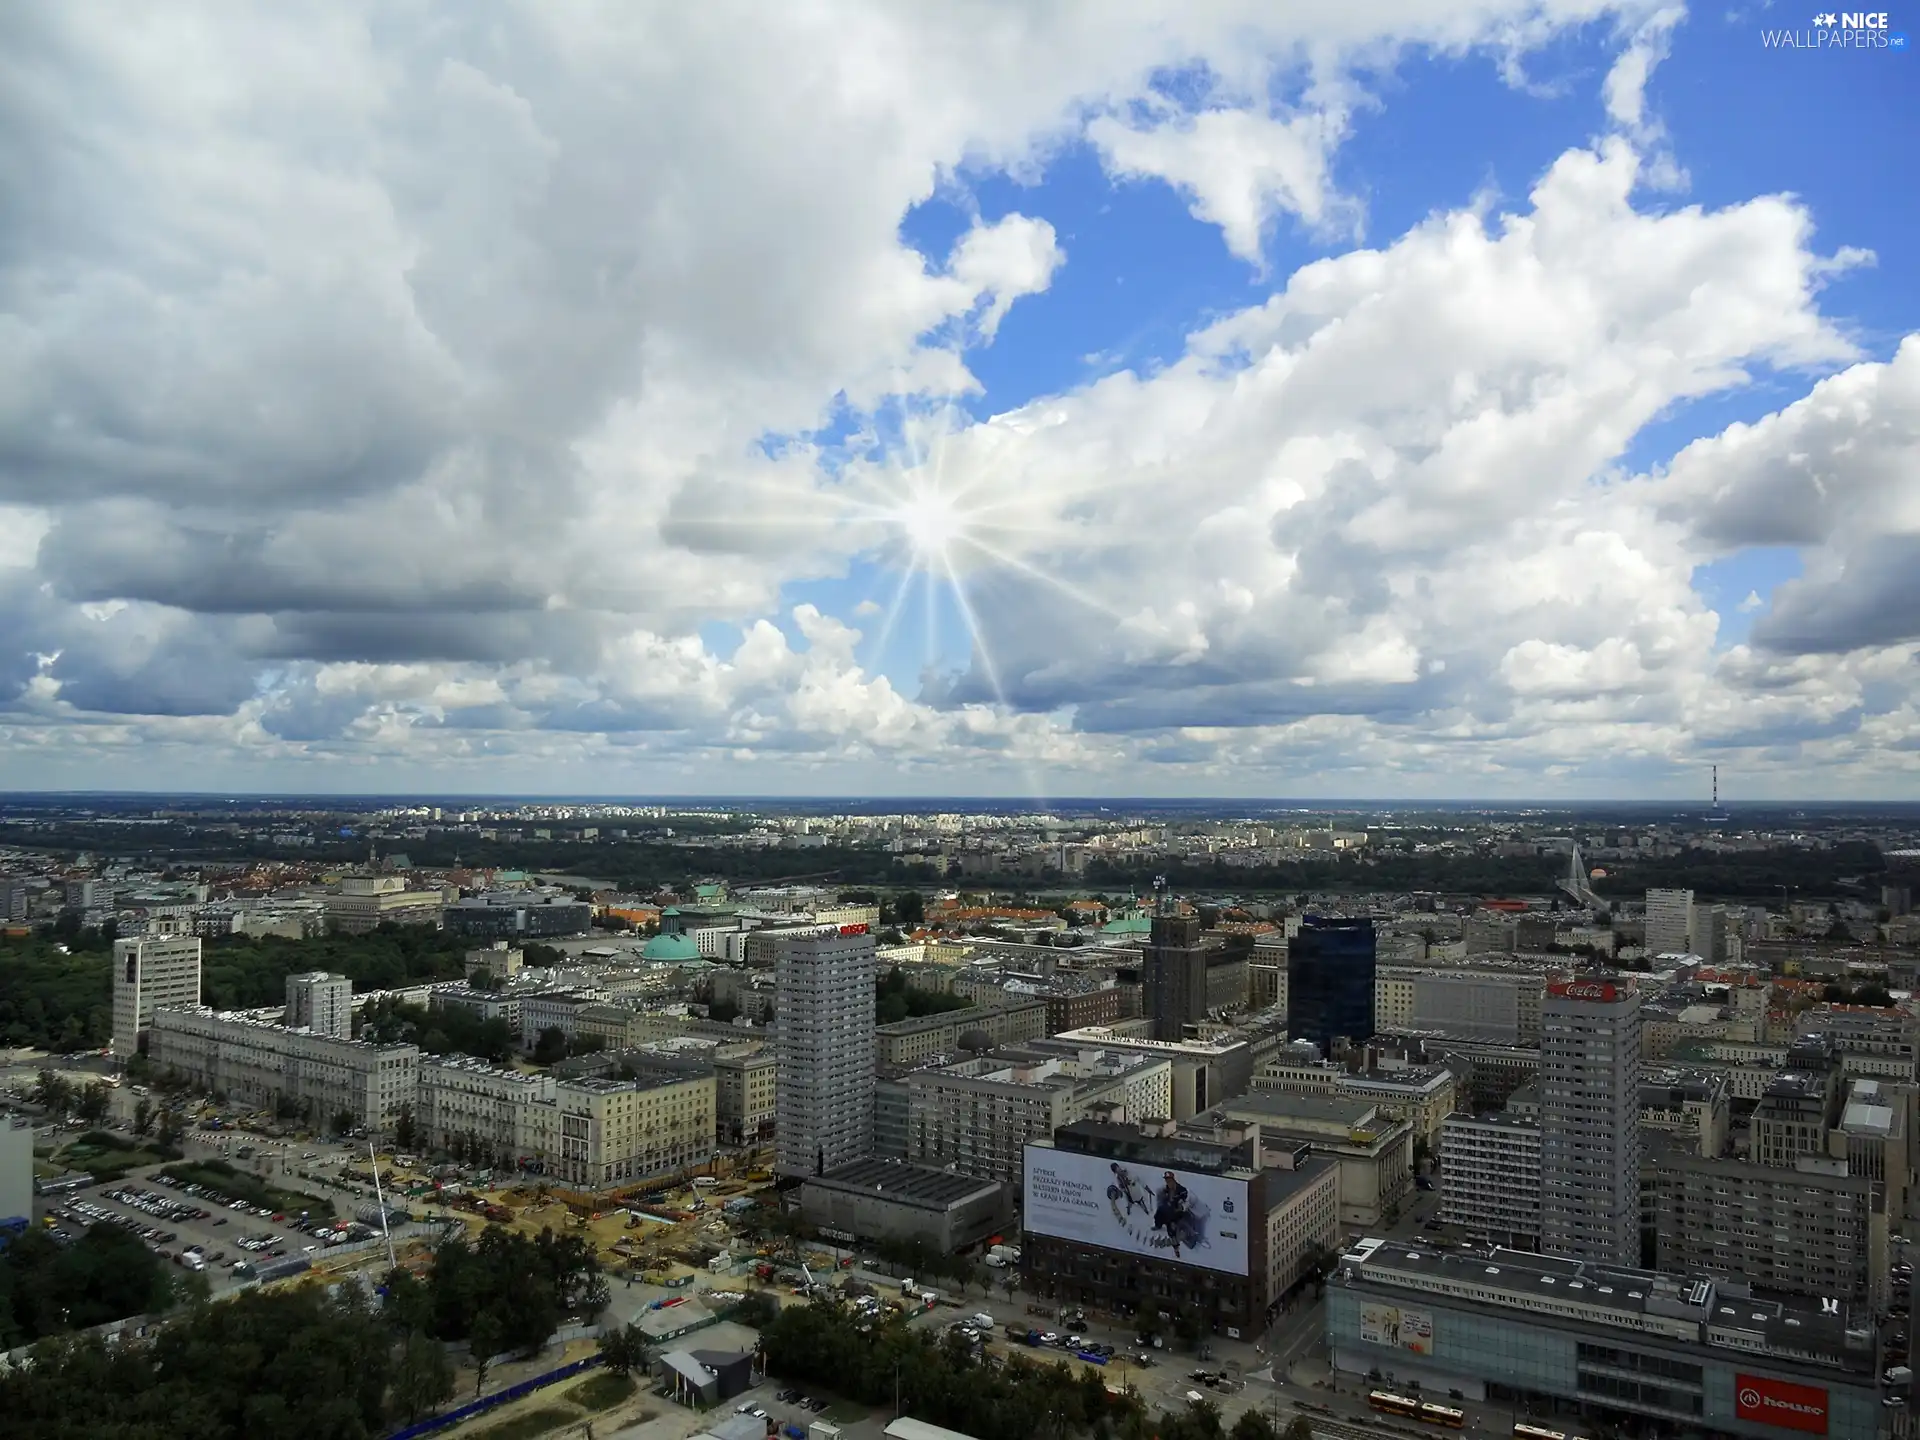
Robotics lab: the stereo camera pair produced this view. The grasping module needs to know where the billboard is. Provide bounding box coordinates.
[1022,1147,1249,1275]
[1734,1375,1828,1435]
[1356,1304,1433,1355]
[1548,980,1619,1003]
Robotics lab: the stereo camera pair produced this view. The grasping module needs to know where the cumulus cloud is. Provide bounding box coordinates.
[0,0,1913,795]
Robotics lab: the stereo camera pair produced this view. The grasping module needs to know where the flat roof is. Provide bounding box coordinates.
[1340,1237,1871,1373]
[805,1157,1003,1210]
[1216,1091,1378,1126]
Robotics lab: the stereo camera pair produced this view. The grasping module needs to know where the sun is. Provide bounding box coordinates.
[894,487,961,561]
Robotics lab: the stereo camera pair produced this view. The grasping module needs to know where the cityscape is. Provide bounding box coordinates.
[1,5,1914,1440]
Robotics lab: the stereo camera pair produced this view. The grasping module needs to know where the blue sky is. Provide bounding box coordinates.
[2,3,1917,797]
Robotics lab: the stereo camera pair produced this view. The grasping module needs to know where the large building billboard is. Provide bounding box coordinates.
[1356,1303,1433,1356]
[1734,1375,1827,1435]
[1022,1147,1249,1276]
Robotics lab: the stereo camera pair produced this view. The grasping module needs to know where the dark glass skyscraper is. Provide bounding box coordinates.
[1287,916,1376,1056]
[1145,911,1207,1041]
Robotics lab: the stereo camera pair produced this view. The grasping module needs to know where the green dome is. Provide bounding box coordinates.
[641,931,702,963]
[1101,914,1152,936]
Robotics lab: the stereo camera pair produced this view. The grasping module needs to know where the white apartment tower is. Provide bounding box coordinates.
[1539,977,1642,1267]
[1643,887,1695,958]
[285,971,353,1039]
[775,926,876,1178]
[111,918,203,1060]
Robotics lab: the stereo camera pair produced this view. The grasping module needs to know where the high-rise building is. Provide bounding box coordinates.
[1287,916,1376,1056]
[111,919,203,1060]
[1438,1111,1540,1249]
[284,971,353,1039]
[775,925,876,1177]
[1144,910,1207,1041]
[1643,887,1694,957]
[1538,977,1641,1266]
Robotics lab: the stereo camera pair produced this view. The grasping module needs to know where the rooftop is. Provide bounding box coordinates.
[805,1157,1004,1210]
[1339,1237,1872,1374]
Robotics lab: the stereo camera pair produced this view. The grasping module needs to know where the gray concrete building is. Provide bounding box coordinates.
[797,1156,1009,1253]
[1540,978,1641,1267]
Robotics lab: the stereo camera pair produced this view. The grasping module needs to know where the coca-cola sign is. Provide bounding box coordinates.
[1548,980,1617,1003]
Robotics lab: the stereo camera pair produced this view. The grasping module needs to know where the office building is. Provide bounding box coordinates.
[1029,1024,1266,1119]
[0,876,31,923]
[874,1000,1048,1068]
[905,1047,1173,1186]
[1254,1057,1457,1154]
[444,891,593,939]
[714,1049,776,1146]
[1644,888,1695,957]
[1539,978,1641,1267]
[1439,1112,1540,1249]
[775,925,876,1177]
[284,971,353,1040]
[798,1157,1010,1253]
[325,875,446,934]
[1021,1118,1340,1337]
[111,919,203,1060]
[1288,917,1376,1056]
[149,1008,416,1129]
[1374,965,1542,1045]
[1209,1089,1414,1230]
[1328,1237,1880,1438]
[1144,909,1207,1041]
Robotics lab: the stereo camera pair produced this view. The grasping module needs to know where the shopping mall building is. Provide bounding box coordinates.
[1327,1237,1882,1437]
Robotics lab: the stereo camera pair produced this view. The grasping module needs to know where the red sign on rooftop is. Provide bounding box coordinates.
[1547,980,1618,1003]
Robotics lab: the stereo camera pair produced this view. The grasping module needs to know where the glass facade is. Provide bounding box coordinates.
[1327,1287,1880,1438]
[1287,917,1375,1056]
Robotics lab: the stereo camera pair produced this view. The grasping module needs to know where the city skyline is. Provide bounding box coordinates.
[1,5,1914,800]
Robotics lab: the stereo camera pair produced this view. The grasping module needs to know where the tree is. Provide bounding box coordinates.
[893,891,925,927]
[393,1104,419,1153]
[132,1097,154,1137]
[332,1110,356,1137]
[469,1309,504,1397]
[156,1106,186,1150]
[597,1322,649,1375]
[34,1069,73,1117]
[1229,1412,1278,1440]
[1280,1418,1315,1440]
[391,1329,455,1422]
[75,1081,111,1124]
[532,1027,568,1066]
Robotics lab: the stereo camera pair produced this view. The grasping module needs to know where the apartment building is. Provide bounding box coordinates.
[430,985,522,1033]
[905,1047,1173,1186]
[1209,1091,1414,1230]
[1439,1111,1541,1249]
[775,926,876,1178]
[1539,979,1641,1267]
[1642,1131,1885,1308]
[518,990,612,1047]
[550,1071,716,1188]
[324,875,446,935]
[285,971,353,1040]
[1374,965,1544,1045]
[111,920,203,1060]
[417,1055,559,1163]
[416,1057,715,1186]
[150,1008,417,1129]
[464,942,524,983]
[714,1049,776,1146]
[1638,1068,1731,1158]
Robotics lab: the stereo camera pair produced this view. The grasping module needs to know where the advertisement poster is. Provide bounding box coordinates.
[1397,1309,1433,1356]
[1734,1375,1827,1435]
[1023,1146,1249,1275]
[1359,1305,1400,1346]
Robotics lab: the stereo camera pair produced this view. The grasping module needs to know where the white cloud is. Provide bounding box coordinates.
[1,0,1911,797]
[1090,106,1355,260]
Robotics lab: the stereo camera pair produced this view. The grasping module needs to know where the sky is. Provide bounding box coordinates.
[0,2,1916,801]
